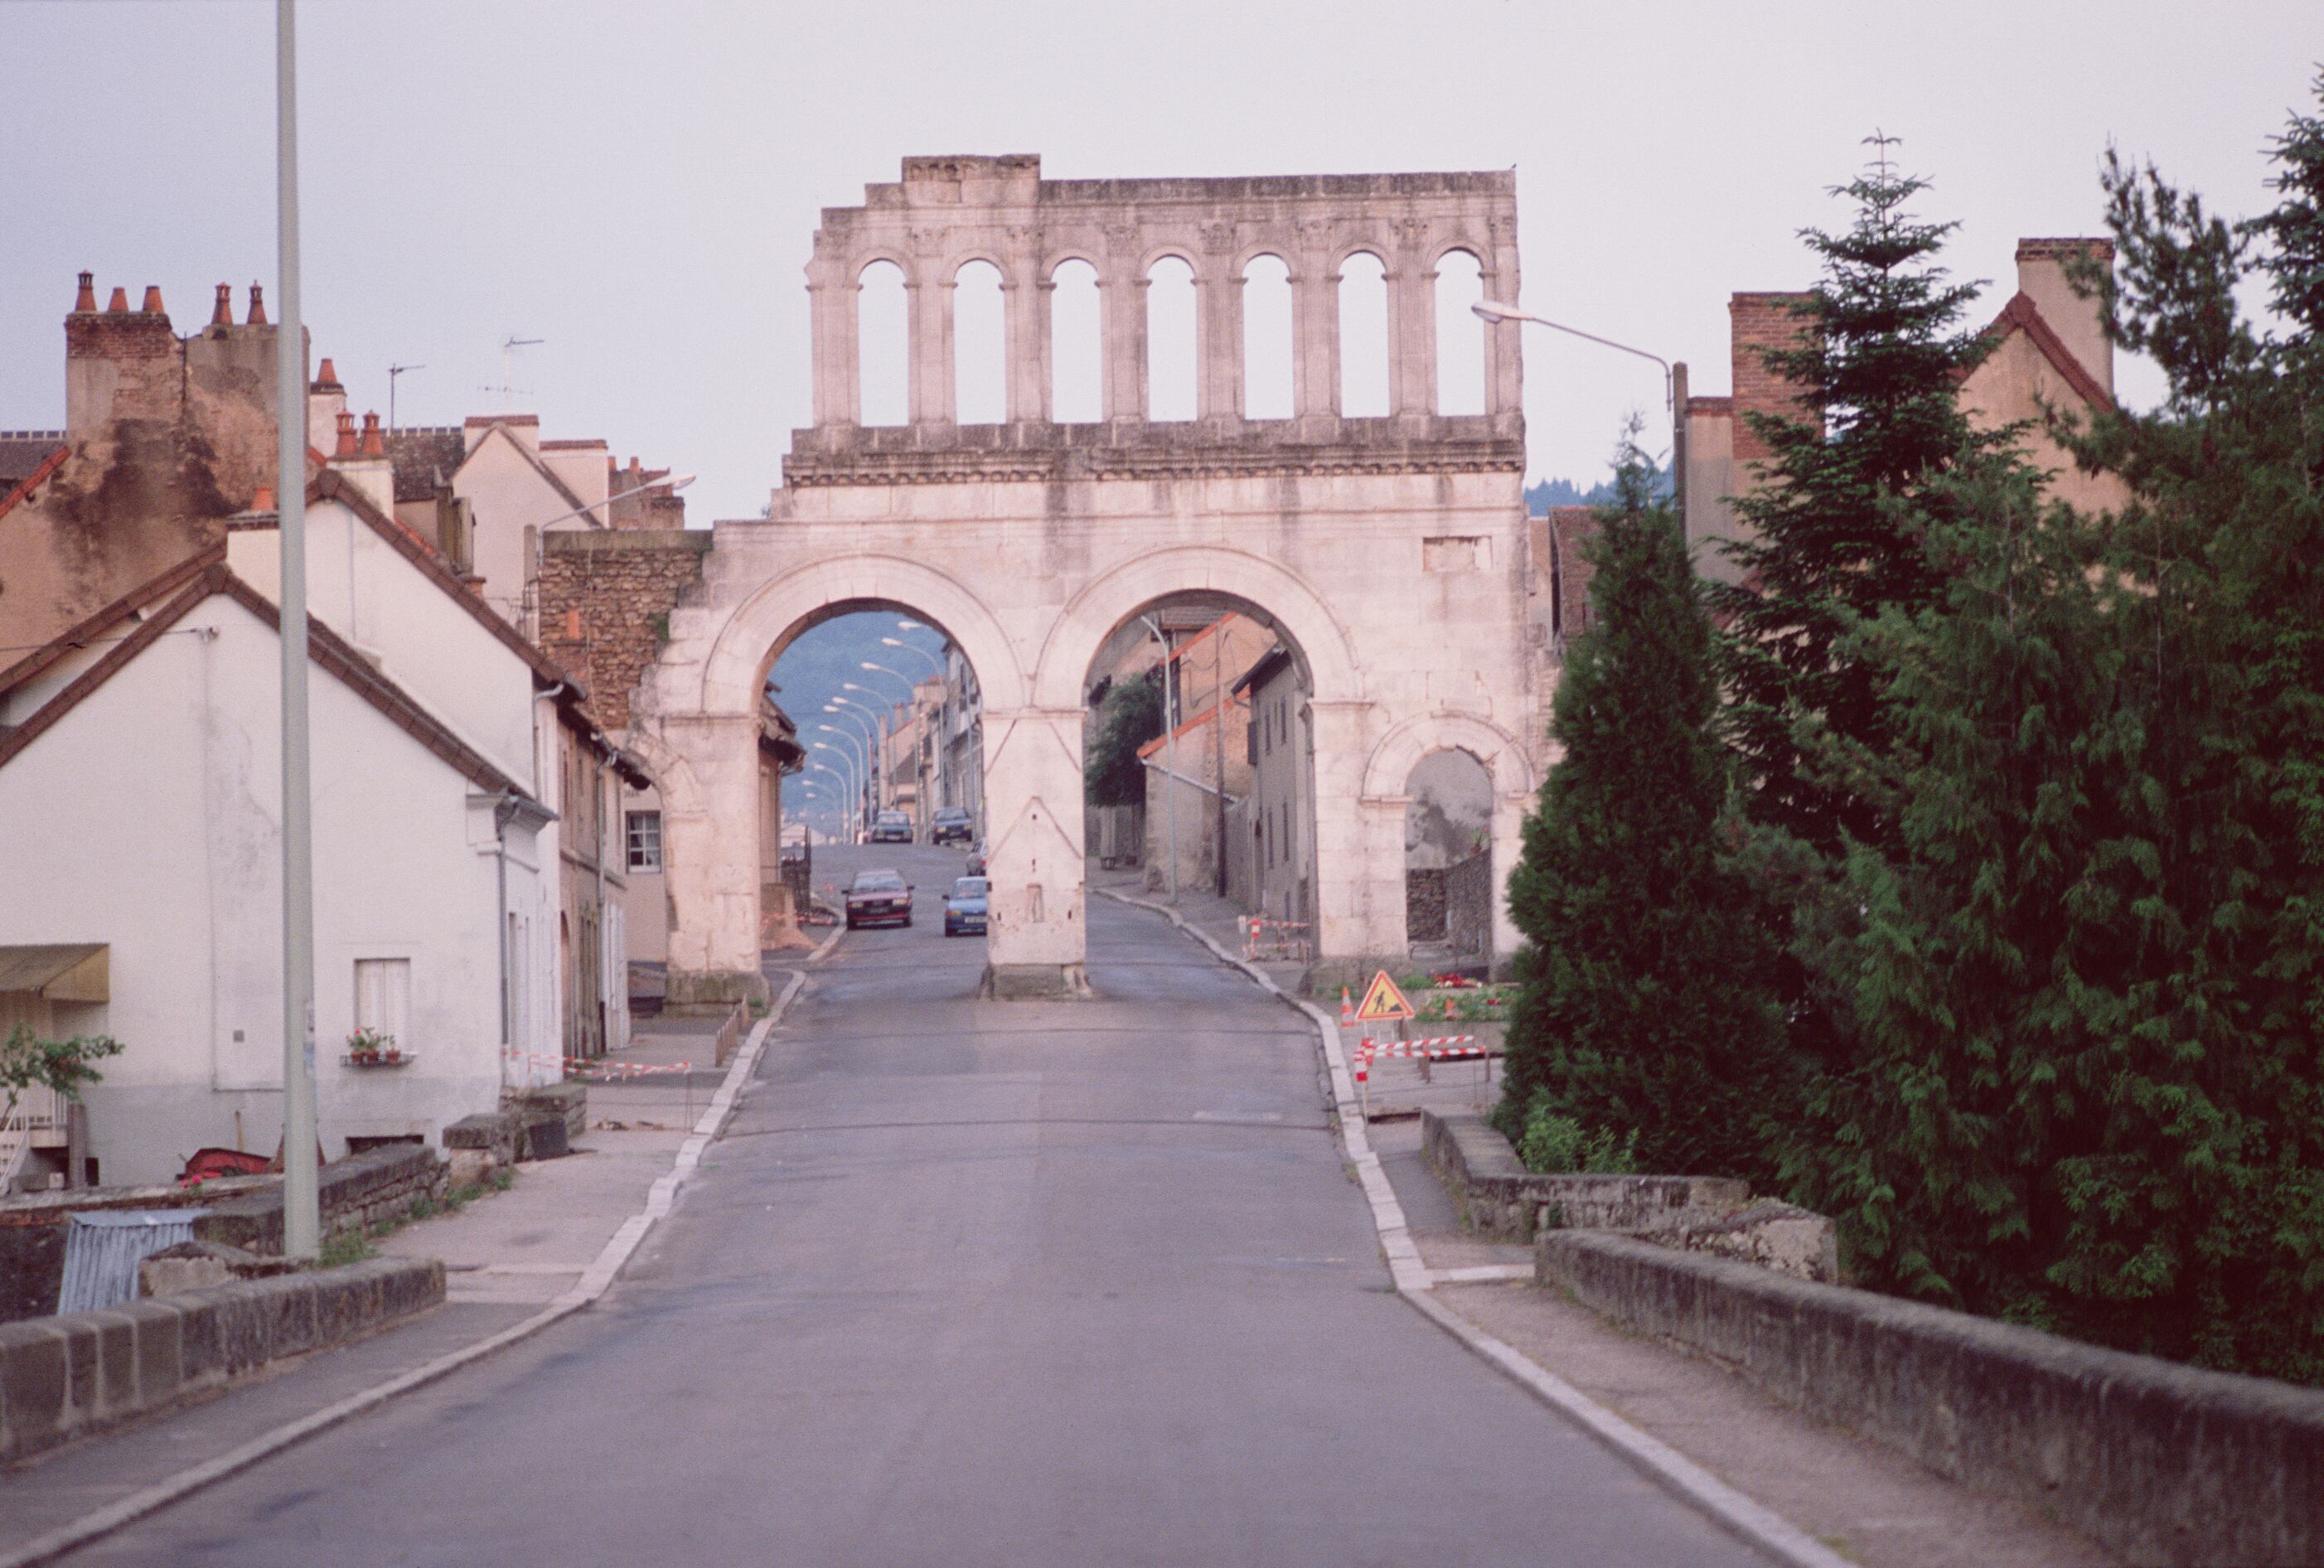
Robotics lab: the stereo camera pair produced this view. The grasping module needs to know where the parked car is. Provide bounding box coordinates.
[930,806,975,847]
[869,811,913,844]
[943,876,989,937]
[844,869,913,929]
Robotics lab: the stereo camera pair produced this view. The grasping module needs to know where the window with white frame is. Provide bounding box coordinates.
[354,958,411,1051]
[627,810,663,874]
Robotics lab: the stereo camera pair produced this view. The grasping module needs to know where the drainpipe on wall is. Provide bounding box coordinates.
[591,733,610,1056]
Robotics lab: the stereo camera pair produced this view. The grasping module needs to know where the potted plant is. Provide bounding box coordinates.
[347,1027,393,1067]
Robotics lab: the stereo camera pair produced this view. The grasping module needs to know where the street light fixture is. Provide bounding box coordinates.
[816,721,876,823]
[810,743,861,834]
[879,636,948,683]
[1471,298,1679,467]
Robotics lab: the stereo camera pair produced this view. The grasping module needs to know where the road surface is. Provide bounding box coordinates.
[65,844,1765,1567]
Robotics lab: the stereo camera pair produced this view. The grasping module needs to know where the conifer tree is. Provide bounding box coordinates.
[1498,438,1783,1178]
[1808,81,2324,1382]
[1712,142,2007,854]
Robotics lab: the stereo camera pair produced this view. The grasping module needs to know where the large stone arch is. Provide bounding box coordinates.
[1030,544,1363,712]
[696,552,1029,718]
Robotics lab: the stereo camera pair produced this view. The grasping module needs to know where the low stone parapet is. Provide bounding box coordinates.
[1536,1231,2324,1568]
[1420,1110,1748,1241]
[194,1144,448,1255]
[0,1256,443,1464]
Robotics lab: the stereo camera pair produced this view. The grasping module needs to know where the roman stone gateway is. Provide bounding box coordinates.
[632,154,1547,1004]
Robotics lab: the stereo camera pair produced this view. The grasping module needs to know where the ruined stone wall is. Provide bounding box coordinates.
[1444,846,1494,961]
[537,530,712,730]
[1,279,282,653]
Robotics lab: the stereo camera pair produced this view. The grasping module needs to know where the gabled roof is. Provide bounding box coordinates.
[0,442,70,529]
[1230,643,1295,699]
[258,468,579,694]
[0,432,66,496]
[0,564,533,802]
[464,420,590,515]
[385,427,467,503]
[0,542,225,704]
[1966,292,2113,411]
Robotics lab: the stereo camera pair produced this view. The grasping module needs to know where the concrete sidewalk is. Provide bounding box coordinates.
[0,1007,772,1561]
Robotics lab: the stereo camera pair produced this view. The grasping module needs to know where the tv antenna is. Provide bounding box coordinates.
[386,363,424,436]
[488,336,544,410]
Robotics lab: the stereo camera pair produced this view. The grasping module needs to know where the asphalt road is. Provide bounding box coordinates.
[65,844,1765,1567]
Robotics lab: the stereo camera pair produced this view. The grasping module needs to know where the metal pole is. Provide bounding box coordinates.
[275,0,320,1261]
[1141,615,1179,903]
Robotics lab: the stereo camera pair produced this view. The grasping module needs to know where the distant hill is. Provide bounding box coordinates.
[768,612,949,834]
[1525,464,1673,515]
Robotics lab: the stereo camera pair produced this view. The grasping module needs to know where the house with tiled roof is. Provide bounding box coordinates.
[0,555,550,1188]
[1682,237,2132,582]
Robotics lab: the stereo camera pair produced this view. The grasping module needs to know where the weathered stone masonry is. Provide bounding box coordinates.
[538,530,713,730]
[634,155,1549,1002]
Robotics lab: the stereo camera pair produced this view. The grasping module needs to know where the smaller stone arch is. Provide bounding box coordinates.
[1039,249,1103,283]
[1424,238,1492,274]
[1232,243,1298,280]
[1361,710,1535,802]
[1330,240,1392,277]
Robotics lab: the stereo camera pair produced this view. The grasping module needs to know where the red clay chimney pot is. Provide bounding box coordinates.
[359,410,385,458]
[253,484,277,511]
[247,283,268,326]
[315,356,339,388]
[140,286,164,314]
[75,272,97,312]
[334,409,359,458]
[105,287,129,313]
[212,283,234,327]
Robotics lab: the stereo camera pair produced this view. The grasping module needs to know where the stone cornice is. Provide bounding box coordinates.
[782,414,1526,488]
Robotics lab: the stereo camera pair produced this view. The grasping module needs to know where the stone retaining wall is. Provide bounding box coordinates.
[0,1256,443,1464]
[1421,1109,1748,1241]
[193,1144,448,1256]
[1536,1231,2324,1568]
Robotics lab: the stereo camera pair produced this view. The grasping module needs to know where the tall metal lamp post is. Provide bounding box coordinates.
[274,0,320,1258]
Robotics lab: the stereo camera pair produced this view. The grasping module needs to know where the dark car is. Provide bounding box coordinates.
[930,806,975,847]
[844,869,913,929]
[869,811,913,844]
[943,876,989,937]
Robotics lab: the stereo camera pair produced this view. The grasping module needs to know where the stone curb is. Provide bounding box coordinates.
[0,975,805,1568]
[1092,887,1848,1568]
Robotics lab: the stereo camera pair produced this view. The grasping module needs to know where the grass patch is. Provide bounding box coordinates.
[319,1229,376,1267]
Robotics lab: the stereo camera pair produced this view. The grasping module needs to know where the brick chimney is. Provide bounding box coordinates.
[333,410,395,515]
[2015,238,2114,400]
[66,273,180,433]
[309,356,349,455]
[1728,292,1818,466]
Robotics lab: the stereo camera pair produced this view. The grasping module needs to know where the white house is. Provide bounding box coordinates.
[0,559,549,1187]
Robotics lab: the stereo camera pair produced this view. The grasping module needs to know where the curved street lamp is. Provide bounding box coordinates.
[1470,298,1677,462]
[879,636,948,683]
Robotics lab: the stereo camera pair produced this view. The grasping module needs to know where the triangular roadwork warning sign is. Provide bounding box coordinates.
[1353,969,1415,1023]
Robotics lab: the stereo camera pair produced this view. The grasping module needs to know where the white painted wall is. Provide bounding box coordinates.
[226,505,536,788]
[0,589,535,1185]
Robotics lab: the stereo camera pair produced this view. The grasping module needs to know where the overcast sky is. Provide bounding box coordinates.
[2,1,2316,524]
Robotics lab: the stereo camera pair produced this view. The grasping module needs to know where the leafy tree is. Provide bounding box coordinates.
[2,1022,122,1120]
[1711,143,2008,855]
[1084,672,1164,806]
[1498,437,1784,1178]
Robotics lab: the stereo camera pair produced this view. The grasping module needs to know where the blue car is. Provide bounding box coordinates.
[943,876,989,937]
